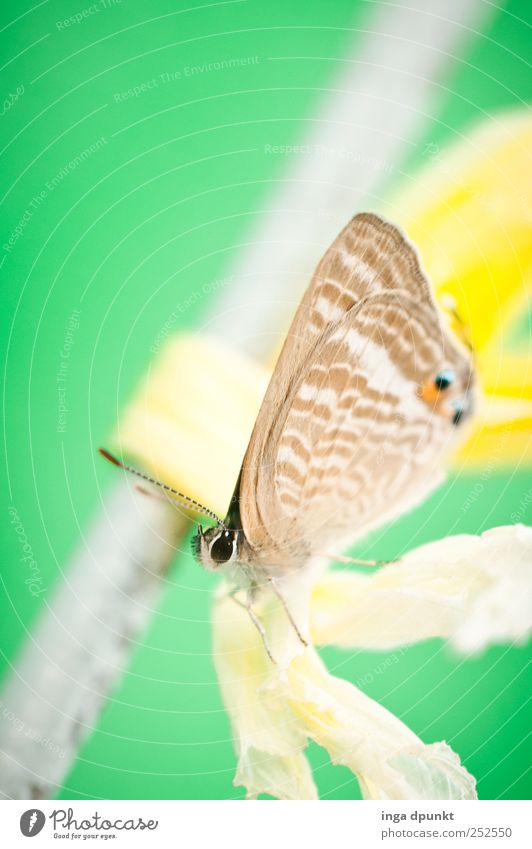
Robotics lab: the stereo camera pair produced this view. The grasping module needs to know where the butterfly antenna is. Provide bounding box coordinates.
[441,293,474,354]
[98,448,225,527]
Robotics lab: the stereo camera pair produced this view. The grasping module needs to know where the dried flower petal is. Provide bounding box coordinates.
[287,653,476,800]
[213,568,477,800]
[311,525,532,653]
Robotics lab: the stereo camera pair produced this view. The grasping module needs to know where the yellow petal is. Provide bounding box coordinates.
[452,399,532,467]
[116,334,268,517]
[479,352,532,401]
[392,110,532,354]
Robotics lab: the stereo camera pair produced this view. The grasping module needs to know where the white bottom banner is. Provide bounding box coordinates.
[0,800,529,848]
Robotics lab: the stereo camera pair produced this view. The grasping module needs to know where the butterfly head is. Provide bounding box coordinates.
[192,524,240,572]
[96,450,240,571]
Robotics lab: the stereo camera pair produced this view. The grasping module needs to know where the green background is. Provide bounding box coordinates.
[1,0,531,800]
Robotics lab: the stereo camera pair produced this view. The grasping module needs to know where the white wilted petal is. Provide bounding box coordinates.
[235,746,317,801]
[383,742,477,800]
[311,525,532,654]
[451,524,532,652]
[212,563,477,800]
[286,653,476,800]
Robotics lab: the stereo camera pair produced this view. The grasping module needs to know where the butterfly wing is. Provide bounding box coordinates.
[236,214,473,564]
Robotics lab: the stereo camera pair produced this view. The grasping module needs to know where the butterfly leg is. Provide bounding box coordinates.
[268,578,308,648]
[227,588,276,664]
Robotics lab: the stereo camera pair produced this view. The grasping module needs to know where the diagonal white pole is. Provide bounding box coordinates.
[0,0,494,800]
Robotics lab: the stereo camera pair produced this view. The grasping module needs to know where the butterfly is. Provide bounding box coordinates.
[100,213,474,660]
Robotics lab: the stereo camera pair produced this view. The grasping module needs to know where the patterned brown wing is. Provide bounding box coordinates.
[236,214,473,565]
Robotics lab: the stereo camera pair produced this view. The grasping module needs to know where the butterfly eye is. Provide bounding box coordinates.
[210,531,236,564]
[434,369,455,391]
